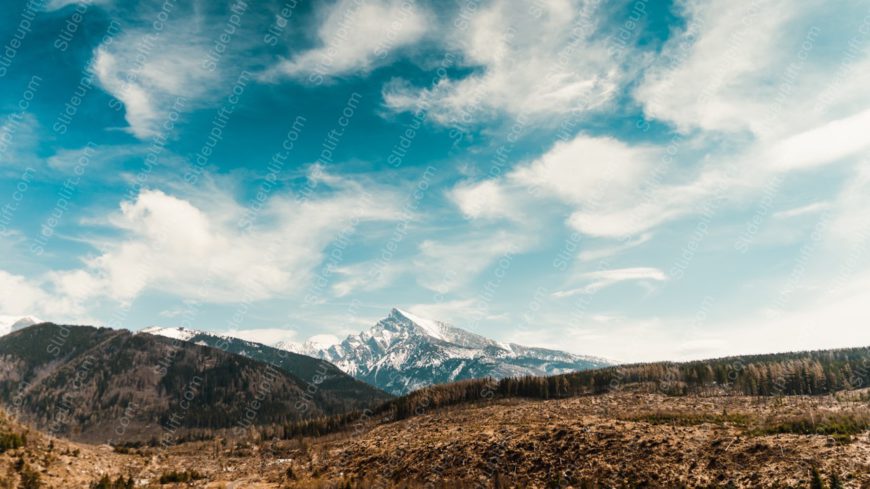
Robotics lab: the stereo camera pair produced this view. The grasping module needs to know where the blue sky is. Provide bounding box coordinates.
[1,0,869,361]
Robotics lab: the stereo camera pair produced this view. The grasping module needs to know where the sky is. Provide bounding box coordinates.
[1,0,869,362]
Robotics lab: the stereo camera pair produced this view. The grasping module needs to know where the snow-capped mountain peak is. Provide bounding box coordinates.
[137,309,611,396]
[390,308,450,341]
[306,308,612,395]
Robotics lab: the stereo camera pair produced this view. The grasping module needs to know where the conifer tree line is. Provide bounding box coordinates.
[279,347,870,438]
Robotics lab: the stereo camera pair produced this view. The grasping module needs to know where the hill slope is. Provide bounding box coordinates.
[301,393,870,487]
[140,326,391,406]
[4,393,866,488]
[0,323,382,443]
[282,345,870,438]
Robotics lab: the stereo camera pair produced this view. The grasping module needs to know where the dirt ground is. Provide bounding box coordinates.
[2,392,868,488]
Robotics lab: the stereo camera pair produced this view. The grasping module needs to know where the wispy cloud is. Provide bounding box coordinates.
[414,230,530,293]
[578,233,653,262]
[224,327,302,345]
[384,0,624,126]
[553,267,668,298]
[93,33,213,139]
[262,0,430,82]
[44,0,111,11]
[773,202,830,220]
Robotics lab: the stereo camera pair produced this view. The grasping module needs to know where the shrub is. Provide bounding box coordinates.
[90,475,134,489]
[17,461,42,489]
[0,432,25,453]
[158,470,204,484]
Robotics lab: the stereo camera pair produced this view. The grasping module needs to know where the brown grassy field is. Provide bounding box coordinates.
[2,391,868,488]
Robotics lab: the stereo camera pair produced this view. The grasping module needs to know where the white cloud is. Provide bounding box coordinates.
[772,202,830,220]
[44,0,110,11]
[448,135,667,238]
[403,299,492,325]
[508,263,870,362]
[449,179,524,221]
[553,266,667,298]
[563,168,726,239]
[437,0,870,255]
[224,327,301,346]
[448,133,720,241]
[0,270,49,315]
[383,0,623,125]
[93,31,215,139]
[50,170,403,304]
[502,305,669,362]
[511,135,653,208]
[263,0,430,81]
[635,0,870,144]
[634,0,800,134]
[695,270,870,361]
[306,333,341,349]
[764,108,870,171]
[0,270,84,320]
[414,230,529,292]
[578,233,652,261]
[331,260,405,297]
[46,269,103,303]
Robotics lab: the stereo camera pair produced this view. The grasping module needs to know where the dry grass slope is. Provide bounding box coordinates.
[6,391,868,488]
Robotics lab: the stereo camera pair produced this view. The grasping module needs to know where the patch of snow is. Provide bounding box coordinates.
[449,361,466,380]
[394,308,449,341]
[274,340,305,353]
[140,326,199,341]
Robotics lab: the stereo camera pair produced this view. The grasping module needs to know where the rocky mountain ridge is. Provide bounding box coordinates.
[283,308,611,395]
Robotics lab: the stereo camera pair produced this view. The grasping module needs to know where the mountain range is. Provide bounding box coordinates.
[0,309,609,400]
[146,308,611,395]
[0,323,388,443]
[139,325,391,405]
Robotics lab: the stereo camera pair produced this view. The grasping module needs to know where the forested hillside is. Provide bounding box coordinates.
[0,324,384,443]
[172,330,391,406]
[283,346,870,437]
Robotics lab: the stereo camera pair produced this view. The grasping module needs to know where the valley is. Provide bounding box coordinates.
[1,319,868,487]
[4,0,869,486]
[0,316,870,489]
[2,391,867,488]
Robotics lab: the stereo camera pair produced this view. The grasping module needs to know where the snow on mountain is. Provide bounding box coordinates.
[139,325,209,342]
[139,309,612,396]
[273,337,333,357]
[139,326,270,355]
[0,315,42,337]
[393,308,450,341]
[140,325,252,351]
[277,308,612,395]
